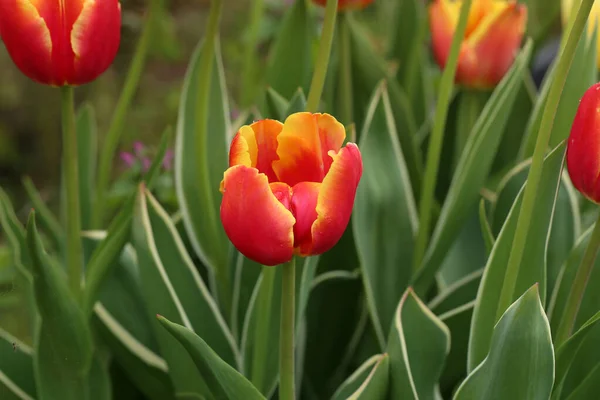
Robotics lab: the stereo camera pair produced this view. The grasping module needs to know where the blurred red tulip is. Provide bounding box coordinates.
[429,0,527,89]
[220,113,363,266]
[0,0,121,86]
[312,0,374,12]
[567,83,600,203]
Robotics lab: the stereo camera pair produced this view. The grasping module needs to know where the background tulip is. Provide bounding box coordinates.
[312,0,374,12]
[562,0,600,68]
[567,82,600,203]
[220,112,363,266]
[429,0,527,88]
[0,0,121,86]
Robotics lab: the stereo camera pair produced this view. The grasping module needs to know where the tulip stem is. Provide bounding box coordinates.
[412,0,473,273]
[453,89,489,169]
[240,0,264,107]
[94,1,160,228]
[306,0,339,112]
[555,212,600,347]
[61,86,83,301]
[279,258,296,400]
[495,0,595,323]
[337,13,353,125]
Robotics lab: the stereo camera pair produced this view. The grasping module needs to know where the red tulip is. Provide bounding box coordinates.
[0,0,121,86]
[429,0,527,89]
[312,0,374,12]
[567,83,600,203]
[220,113,363,266]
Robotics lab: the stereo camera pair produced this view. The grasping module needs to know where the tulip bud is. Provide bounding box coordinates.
[0,0,121,86]
[312,0,374,12]
[429,0,527,89]
[567,83,600,203]
[220,113,363,266]
[562,0,600,69]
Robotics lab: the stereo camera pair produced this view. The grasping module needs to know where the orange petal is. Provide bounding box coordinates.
[290,182,320,251]
[220,165,295,266]
[273,113,346,187]
[429,0,458,71]
[229,119,283,182]
[458,2,527,88]
[299,143,363,256]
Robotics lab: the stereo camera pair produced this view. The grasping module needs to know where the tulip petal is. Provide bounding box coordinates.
[70,0,121,85]
[220,165,295,266]
[273,113,346,187]
[290,182,320,251]
[229,119,283,182]
[299,143,363,256]
[567,84,600,203]
[459,2,527,88]
[0,0,54,83]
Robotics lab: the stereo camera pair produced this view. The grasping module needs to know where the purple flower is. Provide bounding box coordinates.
[120,151,136,168]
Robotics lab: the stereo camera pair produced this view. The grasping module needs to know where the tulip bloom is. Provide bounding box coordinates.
[0,0,121,86]
[562,0,600,69]
[312,0,374,12]
[567,83,600,203]
[429,0,527,89]
[220,113,362,266]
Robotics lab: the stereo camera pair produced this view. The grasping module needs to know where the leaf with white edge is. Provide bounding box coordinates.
[132,186,209,396]
[455,285,554,400]
[353,83,418,348]
[0,328,35,400]
[468,142,565,371]
[331,354,390,400]
[412,41,533,296]
[428,269,483,315]
[386,288,450,399]
[158,315,265,400]
[175,36,230,285]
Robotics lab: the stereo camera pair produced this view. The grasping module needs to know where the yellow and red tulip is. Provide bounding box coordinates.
[220,112,363,266]
[429,0,527,89]
[312,0,374,12]
[0,0,121,86]
[562,0,600,69]
[567,83,600,203]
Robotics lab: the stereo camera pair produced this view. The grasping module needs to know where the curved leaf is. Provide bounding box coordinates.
[0,328,35,400]
[158,316,265,400]
[455,285,554,400]
[428,269,483,315]
[386,289,450,399]
[353,83,418,348]
[468,142,565,371]
[331,354,390,400]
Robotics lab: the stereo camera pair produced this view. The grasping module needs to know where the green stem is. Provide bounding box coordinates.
[495,0,595,322]
[194,0,230,312]
[241,0,264,107]
[412,0,473,273]
[555,213,600,347]
[93,2,159,228]
[337,13,353,125]
[279,258,296,400]
[453,89,489,169]
[251,266,276,393]
[306,0,339,112]
[61,86,83,301]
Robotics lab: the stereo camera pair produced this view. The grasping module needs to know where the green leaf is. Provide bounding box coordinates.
[76,104,98,231]
[331,354,390,400]
[520,25,597,159]
[353,83,418,348]
[412,42,533,295]
[132,187,209,396]
[438,302,474,395]
[26,212,93,399]
[264,0,312,99]
[468,142,565,371]
[144,126,172,190]
[86,353,111,400]
[563,363,600,400]
[22,176,63,252]
[263,87,289,120]
[428,269,483,315]
[347,16,422,195]
[0,327,36,399]
[283,88,307,118]
[454,285,554,400]
[157,315,265,400]
[174,37,230,285]
[479,199,494,255]
[386,289,450,399]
